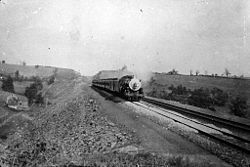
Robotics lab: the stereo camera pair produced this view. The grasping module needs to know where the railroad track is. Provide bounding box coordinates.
[132,100,250,155]
[143,96,250,132]
[92,86,250,154]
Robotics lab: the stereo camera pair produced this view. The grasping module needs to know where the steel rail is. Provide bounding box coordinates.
[133,102,250,154]
[140,101,250,143]
[143,97,250,132]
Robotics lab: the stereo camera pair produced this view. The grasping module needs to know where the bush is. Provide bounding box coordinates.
[147,88,158,97]
[47,75,55,85]
[34,77,43,90]
[210,88,228,106]
[148,77,156,86]
[15,70,19,81]
[25,83,38,105]
[157,89,169,99]
[168,84,188,95]
[230,96,248,117]
[1,75,14,93]
[24,79,43,105]
[35,93,44,104]
[188,88,212,108]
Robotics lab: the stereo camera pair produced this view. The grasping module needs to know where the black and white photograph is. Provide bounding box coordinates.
[0,0,249,166]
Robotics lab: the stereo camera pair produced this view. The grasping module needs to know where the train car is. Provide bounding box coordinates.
[92,74,144,101]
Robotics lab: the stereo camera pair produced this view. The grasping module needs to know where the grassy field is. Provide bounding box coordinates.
[0,81,33,95]
[0,63,79,80]
[0,90,28,104]
[55,68,80,80]
[13,81,33,94]
[144,73,250,118]
[145,73,250,102]
[0,63,79,107]
[0,63,56,78]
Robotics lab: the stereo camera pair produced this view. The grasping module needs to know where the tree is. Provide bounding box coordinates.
[225,68,231,77]
[25,83,38,105]
[47,75,55,85]
[195,70,200,76]
[170,84,188,95]
[15,70,19,80]
[190,70,193,76]
[1,75,14,93]
[210,88,228,106]
[230,96,248,117]
[2,60,5,64]
[168,84,175,91]
[188,88,211,108]
[35,93,44,104]
[34,77,43,90]
[30,76,43,89]
[167,69,178,75]
[24,78,43,105]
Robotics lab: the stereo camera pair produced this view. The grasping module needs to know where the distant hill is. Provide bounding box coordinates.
[54,68,80,81]
[0,63,55,78]
[0,63,79,80]
[145,73,250,105]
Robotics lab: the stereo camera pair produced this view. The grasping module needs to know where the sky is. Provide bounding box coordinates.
[0,0,249,76]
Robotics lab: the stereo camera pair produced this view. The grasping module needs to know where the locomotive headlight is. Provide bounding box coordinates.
[129,78,142,91]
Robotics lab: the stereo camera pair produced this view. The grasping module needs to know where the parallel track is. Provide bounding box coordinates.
[92,86,250,154]
[143,97,250,132]
[133,100,250,154]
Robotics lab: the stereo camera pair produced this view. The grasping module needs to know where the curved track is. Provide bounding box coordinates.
[133,100,250,155]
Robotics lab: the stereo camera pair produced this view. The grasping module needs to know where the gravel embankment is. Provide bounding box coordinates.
[0,79,133,166]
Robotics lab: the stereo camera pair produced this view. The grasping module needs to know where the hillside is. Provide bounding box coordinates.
[145,73,250,102]
[0,90,28,105]
[0,63,55,78]
[0,63,79,112]
[144,73,250,118]
[0,63,80,80]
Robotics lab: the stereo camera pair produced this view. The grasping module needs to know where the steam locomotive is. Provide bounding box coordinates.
[92,75,144,101]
